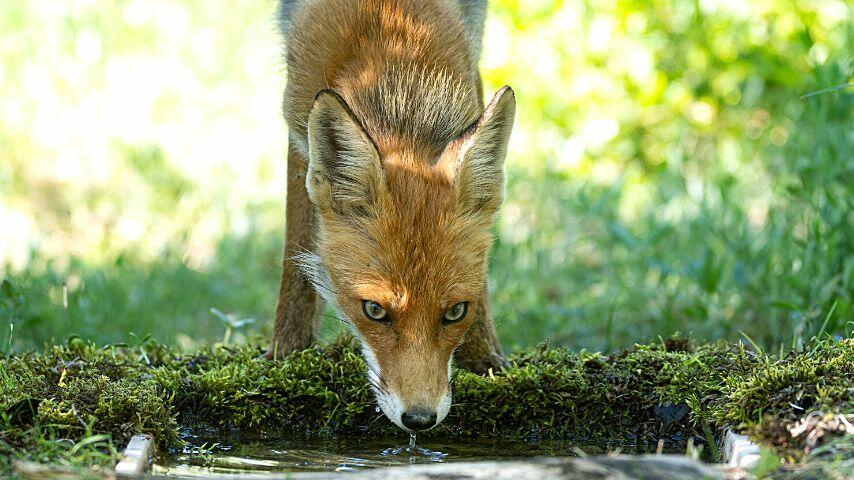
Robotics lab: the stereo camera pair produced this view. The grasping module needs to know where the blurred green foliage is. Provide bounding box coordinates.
[486,0,853,350]
[0,0,851,352]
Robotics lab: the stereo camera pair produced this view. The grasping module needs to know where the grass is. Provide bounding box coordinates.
[0,232,285,352]
[1,335,851,477]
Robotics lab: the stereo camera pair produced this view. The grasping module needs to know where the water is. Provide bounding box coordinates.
[153,428,686,476]
[152,429,618,476]
[377,432,448,460]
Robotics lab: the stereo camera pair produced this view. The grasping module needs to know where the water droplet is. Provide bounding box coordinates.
[375,405,381,413]
[381,446,404,456]
[409,432,417,449]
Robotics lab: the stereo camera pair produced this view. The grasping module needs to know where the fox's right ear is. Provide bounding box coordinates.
[306,89,384,217]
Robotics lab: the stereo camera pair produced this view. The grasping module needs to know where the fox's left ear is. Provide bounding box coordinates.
[445,86,516,217]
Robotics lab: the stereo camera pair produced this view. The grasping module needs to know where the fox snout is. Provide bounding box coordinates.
[376,390,452,432]
[364,342,454,431]
[401,408,438,431]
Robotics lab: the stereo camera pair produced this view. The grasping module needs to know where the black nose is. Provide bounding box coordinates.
[401,410,437,431]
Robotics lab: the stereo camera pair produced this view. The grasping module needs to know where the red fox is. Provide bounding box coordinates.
[270,0,515,431]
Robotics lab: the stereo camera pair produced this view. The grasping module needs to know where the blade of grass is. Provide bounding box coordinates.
[739,330,763,355]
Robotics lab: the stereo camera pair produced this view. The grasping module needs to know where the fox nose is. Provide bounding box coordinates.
[401,410,437,431]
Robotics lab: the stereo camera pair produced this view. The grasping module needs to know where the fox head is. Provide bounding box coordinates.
[297,86,515,431]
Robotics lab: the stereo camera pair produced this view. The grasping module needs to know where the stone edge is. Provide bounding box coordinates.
[115,433,154,476]
[721,429,761,469]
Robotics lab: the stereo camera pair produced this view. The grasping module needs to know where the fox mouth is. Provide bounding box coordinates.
[370,385,451,432]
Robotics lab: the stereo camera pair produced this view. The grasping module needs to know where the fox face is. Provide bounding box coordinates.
[296,87,515,431]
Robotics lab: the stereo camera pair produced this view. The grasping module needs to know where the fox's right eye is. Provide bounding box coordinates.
[362,300,388,322]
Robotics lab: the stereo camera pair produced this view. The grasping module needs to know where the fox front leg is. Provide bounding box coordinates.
[268,144,319,359]
[454,289,509,373]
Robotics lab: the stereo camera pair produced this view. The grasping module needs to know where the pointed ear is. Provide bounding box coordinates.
[306,89,384,217]
[446,86,515,216]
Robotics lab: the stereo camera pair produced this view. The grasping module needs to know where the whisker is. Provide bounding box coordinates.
[368,380,390,398]
[316,312,352,326]
[288,247,341,296]
[365,363,390,389]
[308,281,339,297]
[368,373,390,393]
[369,381,389,396]
[362,412,386,435]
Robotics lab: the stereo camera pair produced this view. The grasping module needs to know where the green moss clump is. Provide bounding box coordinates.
[0,342,178,474]
[1,336,851,475]
[152,336,375,432]
[714,340,852,428]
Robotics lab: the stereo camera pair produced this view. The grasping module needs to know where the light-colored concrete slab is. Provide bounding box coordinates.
[722,429,761,469]
[115,434,154,476]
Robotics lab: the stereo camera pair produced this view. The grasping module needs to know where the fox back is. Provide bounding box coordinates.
[278,0,515,431]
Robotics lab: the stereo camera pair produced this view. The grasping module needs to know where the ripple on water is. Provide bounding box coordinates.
[379,433,449,462]
[153,429,660,476]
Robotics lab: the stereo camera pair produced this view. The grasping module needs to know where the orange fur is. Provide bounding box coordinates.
[271,0,514,430]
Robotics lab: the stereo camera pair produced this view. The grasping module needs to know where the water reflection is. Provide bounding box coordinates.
[153,429,610,476]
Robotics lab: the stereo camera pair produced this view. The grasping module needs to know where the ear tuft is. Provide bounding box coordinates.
[306,89,383,217]
[447,86,516,216]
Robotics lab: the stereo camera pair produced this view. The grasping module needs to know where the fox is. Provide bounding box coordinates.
[269,0,515,432]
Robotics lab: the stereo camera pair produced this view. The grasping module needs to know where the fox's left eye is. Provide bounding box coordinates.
[362,300,388,322]
[443,302,468,324]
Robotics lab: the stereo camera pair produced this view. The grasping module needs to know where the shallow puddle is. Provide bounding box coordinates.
[152,428,673,476]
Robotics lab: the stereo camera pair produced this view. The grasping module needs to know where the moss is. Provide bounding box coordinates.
[714,340,852,429]
[0,342,178,474]
[1,335,851,474]
[153,337,375,433]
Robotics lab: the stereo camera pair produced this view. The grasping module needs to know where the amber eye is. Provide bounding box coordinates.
[362,300,388,322]
[443,302,468,324]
